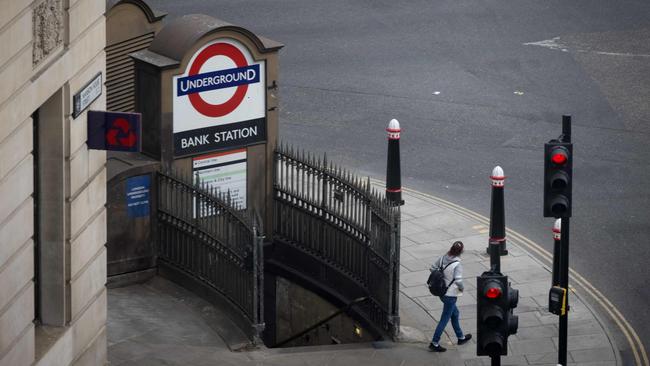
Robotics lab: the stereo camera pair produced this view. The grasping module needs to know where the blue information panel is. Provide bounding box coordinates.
[126,175,150,218]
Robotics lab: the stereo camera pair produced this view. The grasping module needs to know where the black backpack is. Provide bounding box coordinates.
[427,259,458,296]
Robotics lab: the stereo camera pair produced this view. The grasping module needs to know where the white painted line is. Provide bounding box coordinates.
[524,37,650,58]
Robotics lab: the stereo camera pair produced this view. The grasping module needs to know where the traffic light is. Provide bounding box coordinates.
[477,273,519,357]
[544,141,573,218]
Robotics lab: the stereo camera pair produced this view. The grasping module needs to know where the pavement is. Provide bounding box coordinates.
[107,187,621,366]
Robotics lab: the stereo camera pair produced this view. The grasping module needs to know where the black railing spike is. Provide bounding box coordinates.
[323,152,327,169]
[366,177,371,193]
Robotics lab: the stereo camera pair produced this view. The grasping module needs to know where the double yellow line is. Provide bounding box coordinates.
[390,183,648,366]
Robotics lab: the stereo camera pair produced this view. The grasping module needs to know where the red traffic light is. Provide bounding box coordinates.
[484,279,504,298]
[486,287,502,299]
[550,148,568,165]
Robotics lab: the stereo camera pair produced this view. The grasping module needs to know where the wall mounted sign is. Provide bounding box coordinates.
[193,149,247,209]
[173,38,266,157]
[73,72,102,118]
[87,110,141,152]
[126,175,150,218]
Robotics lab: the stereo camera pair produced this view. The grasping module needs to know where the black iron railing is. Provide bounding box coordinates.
[157,170,265,339]
[273,144,400,336]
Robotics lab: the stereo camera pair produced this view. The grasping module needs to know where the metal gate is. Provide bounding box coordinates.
[156,170,265,339]
[272,144,400,337]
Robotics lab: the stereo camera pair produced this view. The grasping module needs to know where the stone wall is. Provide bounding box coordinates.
[0,0,107,365]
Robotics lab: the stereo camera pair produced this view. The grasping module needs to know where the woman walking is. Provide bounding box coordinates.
[429,241,472,352]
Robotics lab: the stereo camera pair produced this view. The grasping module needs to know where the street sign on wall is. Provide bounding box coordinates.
[173,38,266,157]
[73,72,102,119]
[193,149,247,209]
[87,111,141,152]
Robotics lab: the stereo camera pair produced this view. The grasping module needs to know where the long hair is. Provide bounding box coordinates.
[447,241,464,257]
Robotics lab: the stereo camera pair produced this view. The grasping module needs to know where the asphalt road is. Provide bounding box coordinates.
[147,0,650,359]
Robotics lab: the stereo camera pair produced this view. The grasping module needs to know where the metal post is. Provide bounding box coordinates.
[552,219,561,286]
[561,115,572,143]
[491,356,501,366]
[488,239,501,274]
[386,119,404,206]
[558,115,571,366]
[487,166,508,256]
[558,217,570,365]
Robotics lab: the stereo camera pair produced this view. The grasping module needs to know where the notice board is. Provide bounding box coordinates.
[193,149,247,209]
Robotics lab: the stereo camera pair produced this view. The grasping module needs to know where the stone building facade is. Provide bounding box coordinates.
[0,0,107,365]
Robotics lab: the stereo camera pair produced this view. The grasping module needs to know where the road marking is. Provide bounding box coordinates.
[472,224,484,230]
[524,37,650,58]
[478,229,489,234]
[377,180,649,366]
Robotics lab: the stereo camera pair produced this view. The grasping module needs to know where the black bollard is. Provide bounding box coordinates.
[487,166,508,255]
[386,119,404,206]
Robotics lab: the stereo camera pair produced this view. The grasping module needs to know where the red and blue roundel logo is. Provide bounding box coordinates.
[176,42,260,117]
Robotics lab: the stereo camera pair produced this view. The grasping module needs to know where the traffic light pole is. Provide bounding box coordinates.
[491,356,501,366]
[552,219,561,286]
[558,217,570,365]
[558,115,571,366]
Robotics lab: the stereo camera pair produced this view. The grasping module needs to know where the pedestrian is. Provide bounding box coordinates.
[429,240,472,352]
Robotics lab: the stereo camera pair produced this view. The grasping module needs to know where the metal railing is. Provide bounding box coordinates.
[273,144,400,336]
[156,170,265,339]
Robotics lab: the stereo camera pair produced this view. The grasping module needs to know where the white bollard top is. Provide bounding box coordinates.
[553,218,562,241]
[387,119,401,139]
[490,166,505,187]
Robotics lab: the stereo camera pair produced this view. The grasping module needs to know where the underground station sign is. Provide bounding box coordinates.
[87,111,141,152]
[172,38,266,157]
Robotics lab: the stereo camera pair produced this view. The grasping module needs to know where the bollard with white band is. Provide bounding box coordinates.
[487,166,508,256]
[385,119,404,206]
